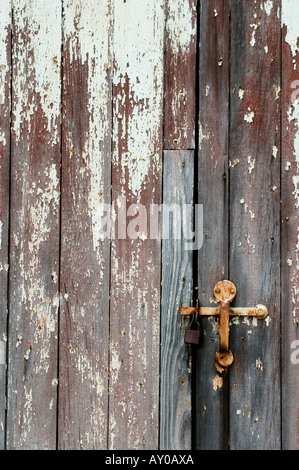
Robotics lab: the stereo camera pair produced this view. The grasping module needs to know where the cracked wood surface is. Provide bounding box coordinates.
[108,0,164,450]
[7,0,61,449]
[58,0,113,450]
[0,0,11,450]
[164,0,197,150]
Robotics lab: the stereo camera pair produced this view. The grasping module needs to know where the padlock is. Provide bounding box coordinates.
[184,320,200,345]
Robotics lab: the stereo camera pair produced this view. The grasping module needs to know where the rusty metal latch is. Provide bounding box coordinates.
[180,280,268,373]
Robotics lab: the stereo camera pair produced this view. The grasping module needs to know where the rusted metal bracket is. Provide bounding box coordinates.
[179,280,268,373]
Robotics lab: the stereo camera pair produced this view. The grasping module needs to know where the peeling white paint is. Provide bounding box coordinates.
[64,0,112,259]
[166,0,196,56]
[261,0,273,16]
[28,164,60,254]
[287,100,299,208]
[250,22,260,47]
[282,0,299,59]
[238,88,245,100]
[273,145,278,158]
[244,108,255,123]
[248,156,256,174]
[12,0,61,145]
[113,0,164,200]
[0,1,10,148]
[275,85,281,100]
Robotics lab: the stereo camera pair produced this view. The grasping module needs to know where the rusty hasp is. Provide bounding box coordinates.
[179,281,268,373]
[213,280,236,373]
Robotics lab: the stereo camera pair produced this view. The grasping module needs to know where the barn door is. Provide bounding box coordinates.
[191,0,298,451]
[162,0,299,451]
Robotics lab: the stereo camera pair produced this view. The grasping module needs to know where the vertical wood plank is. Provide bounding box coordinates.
[109,0,165,450]
[195,0,230,450]
[7,0,61,449]
[0,0,11,450]
[160,150,194,450]
[164,0,197,150]
[58,0,113,449]
[281,0,299,450]
[229,0,281,449]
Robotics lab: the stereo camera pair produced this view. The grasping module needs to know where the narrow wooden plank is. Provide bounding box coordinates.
[160,150,194,450]
[229,0,281,449]
[164,0,197,150]
[195,0,230,450]
[58,1,113,449]
[0,0,11,449]
[109,0,165,450]
[281,0,299,450]
[7,0,61,449]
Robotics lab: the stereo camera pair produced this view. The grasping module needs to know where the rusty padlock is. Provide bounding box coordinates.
[184,317,200,345]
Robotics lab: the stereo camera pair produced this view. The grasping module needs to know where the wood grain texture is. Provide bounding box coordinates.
[195,0,230,450]
[109,0,164,450]
[164,0,197,150]
[281,0,299,450]
[160,150,194,450]
[7,0,61,449]
[229,0,281,450]
[0,0,11,450]
[58,1,113,449]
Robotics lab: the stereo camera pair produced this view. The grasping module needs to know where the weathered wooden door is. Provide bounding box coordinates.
[0,0,298,451]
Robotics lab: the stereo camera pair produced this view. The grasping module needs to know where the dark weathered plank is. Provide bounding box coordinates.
[164,0,197,150]
[58,1,113,449]
[195,0,230,450]
[109,0,165,450]
[281,1,299,451]
[7,0,61,449]
[160,150,194,450]
[0,0,11,450]
[229,0,281,450]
